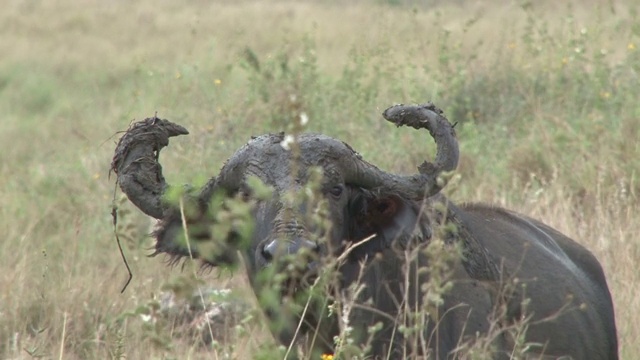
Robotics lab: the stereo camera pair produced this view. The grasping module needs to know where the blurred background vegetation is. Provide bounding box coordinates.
[0,0,638,358]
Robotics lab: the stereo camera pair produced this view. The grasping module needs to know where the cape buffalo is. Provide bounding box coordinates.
[111,103,617,359]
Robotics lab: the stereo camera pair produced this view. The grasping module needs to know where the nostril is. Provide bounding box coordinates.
[262,240,278,261]
[261,247,273,262]
[260,238,320,263]
[301,239,321,254]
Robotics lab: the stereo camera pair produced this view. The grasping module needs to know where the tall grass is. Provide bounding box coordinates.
[0,0,638,358]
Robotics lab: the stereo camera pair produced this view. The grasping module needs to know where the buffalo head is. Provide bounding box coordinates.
[112,103,458,272]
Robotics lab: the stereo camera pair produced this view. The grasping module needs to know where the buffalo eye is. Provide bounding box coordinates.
[240,191,251,201]
[238,184,253,201]
[328,185,344,198]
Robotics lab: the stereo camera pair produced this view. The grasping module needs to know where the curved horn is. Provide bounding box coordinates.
[111,117,189,219]
[339,103,459,198]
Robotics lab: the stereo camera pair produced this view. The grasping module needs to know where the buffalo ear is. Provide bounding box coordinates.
[370,197,400,221]
[349,193,431,256]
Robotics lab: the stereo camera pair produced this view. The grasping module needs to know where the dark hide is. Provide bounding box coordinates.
[455,204,618,359]
[154,182,618,359]
[112,112,617,359]
[308,191,618,359]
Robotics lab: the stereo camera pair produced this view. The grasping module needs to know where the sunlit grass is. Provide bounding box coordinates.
[1,0,638,358]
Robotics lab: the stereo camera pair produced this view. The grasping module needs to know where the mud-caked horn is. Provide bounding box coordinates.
[338,102,459,198]
[111,117,189,219]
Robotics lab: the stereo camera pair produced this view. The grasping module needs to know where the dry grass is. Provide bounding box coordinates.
[0,0,638,358]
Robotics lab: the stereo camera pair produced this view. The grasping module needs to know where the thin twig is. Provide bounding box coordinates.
[58,311,67,360]
[178,197,216,349]
[335,234,376,264]
[284,275,322,360]
[112,183,132,293]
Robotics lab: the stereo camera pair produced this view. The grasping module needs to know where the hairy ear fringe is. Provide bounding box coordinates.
[151,211,238,268]
[346,191,432,261]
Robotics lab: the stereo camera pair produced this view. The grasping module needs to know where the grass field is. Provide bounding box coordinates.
[1,0,638,358]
